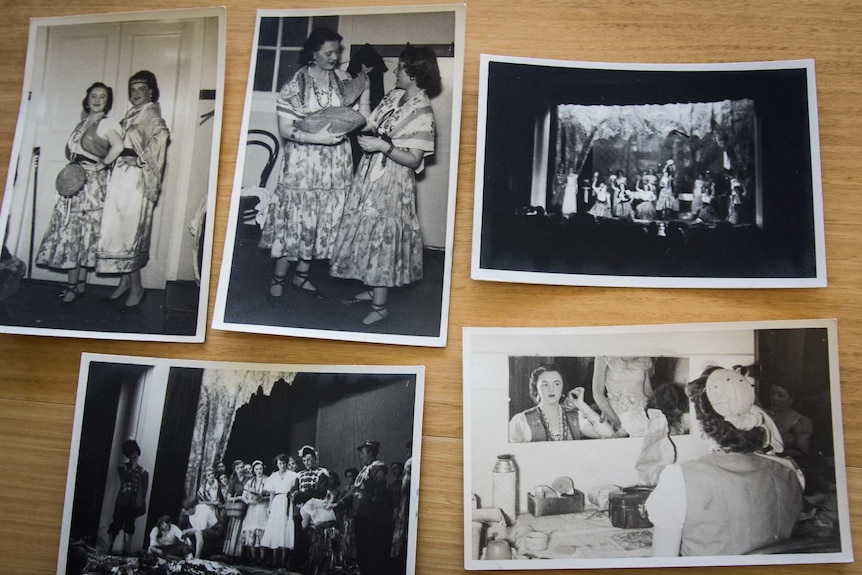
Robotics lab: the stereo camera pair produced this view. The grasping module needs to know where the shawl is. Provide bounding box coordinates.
[276,66,362,123]
[367,88,436,181]
[122,102,170,203]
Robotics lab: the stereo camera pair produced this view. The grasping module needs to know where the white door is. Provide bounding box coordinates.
[26,19,200,289]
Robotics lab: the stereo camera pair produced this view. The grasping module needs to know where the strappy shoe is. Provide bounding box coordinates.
[269,273,287,297]
[342,289,373,305]
[59,281,84,305]
[292,269,323,299]
[362,303,389,325]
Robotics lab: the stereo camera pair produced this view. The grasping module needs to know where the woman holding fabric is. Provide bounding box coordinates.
[261,27,365,299]
[36,82,123,303]
[646,367,803,556]
[96,70,169,310]
[508,364,615,442]
[329,46,442,325]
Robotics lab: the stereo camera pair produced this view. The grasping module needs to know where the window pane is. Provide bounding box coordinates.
[281,17,309,47]
[254,49,275,92]
[277,52,302,91]
[258,18,279,47]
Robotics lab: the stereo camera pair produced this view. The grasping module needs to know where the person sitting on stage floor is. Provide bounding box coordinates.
[148,514,189,557]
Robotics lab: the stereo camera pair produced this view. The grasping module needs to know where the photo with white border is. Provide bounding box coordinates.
[213,5,466,347]
[471,55,826,289]
[0,8,225,341]
[464,320,851,569]
[59,353,424,575]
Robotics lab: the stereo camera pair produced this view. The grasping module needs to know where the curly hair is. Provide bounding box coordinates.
[647,383,689,432]
[300,27,343,66]
[400,45,442,98]
[688,366,765,453]
[528,363,564,404]
[82,82,114,114]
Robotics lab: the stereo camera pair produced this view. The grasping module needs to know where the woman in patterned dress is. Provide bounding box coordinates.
[240,460,269,565]
[261,27,362,299]
[36,82,123,303]
[329,46,442,325]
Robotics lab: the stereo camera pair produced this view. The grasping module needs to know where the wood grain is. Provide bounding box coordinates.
[1,1,861,573]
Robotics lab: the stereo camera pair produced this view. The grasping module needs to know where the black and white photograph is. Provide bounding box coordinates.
[471,55,826,288]
[213,5,466,347]
[0,8,225,341]
[59,354,424,575]
[463,320,851,569]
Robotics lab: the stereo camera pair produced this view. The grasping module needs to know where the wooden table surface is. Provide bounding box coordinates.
[1,1,861,574]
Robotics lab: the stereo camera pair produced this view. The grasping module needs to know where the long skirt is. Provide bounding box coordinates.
[261,493,294,549]
[240,501,269,547]
[258,140,352,261]
[96,157,155,273]
[329,153,424,287]
[36,165,106,270]
[305,521,359,575]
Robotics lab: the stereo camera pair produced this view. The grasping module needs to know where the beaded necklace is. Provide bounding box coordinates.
[538,404,571,441]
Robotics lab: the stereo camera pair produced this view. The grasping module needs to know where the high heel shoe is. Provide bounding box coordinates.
[291,269,323,299]
[120,291,146,314]
[101,281,130,303]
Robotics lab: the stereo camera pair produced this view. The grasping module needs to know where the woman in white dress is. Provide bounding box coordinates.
[561,168,578,216]
[261,454,299,568]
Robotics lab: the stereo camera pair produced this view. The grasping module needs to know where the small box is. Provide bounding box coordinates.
[527,490,585,517]
[608,487,653,529]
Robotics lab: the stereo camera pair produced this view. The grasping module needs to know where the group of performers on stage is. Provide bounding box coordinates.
[556,160,751,225]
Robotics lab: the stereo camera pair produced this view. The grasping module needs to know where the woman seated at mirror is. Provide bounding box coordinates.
[509,364,615,442]
[646,367,803,556]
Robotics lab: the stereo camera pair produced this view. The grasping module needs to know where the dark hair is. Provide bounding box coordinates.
[345,467,359,478]
[129,70,160,103]
[121,439,141,458]
[274,453,289,468]
[300,28,343,65]
[648,383,689,432]
[183,496,198,510]
[400,45,442,97]
[361,443,380,458]
[528,363,563,404]
[82,82,114,114]
[688,367,765,453]
[156,514,172,526]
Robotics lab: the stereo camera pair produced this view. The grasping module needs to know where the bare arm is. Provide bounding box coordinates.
[567,388,615,439]
[97,129,124,171]
[277,115,343,146]
[651,527,683,557]
[592,359,622,431]
[357,136,422,171]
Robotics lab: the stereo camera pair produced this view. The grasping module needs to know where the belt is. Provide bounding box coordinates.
[119,148,138,158]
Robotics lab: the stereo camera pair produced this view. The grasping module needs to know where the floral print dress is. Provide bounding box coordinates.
[259,66,354,262]
[36,116,120,270]
[330,88,436,287]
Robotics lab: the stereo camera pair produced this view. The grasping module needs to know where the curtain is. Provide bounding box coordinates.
[184,369,295,498]
[556,99,755,177]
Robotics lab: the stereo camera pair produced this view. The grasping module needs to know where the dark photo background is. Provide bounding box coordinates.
[479,61,819,279]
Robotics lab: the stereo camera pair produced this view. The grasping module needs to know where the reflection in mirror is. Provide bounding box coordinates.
[507,356,690,442]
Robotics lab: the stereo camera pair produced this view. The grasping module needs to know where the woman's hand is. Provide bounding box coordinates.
[357,135,389,153]
[567,387,589,412]
[308,122,344,146]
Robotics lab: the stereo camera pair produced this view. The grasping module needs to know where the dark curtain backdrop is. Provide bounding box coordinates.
[226,373,416,480]
[145,367,203,541]
[69,363,126,544]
